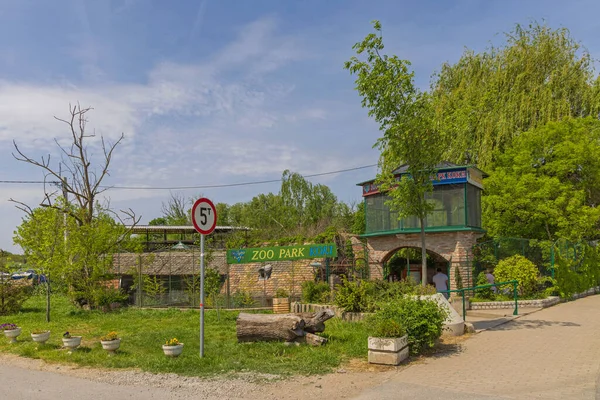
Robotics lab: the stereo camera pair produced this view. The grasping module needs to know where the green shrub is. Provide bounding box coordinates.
[372,298,447,355]
[474,272,494,300]
[368,302,406,338]
[301,281,331,304]
[92,286,128,308]
[334,278,375,312]
[0,281,33,315]
[494,255,539,296]
[275,288,289,298]
[554,245,600,298]
[232,291,256,308]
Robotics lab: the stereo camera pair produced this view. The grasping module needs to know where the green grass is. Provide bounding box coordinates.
[0,295,369,377]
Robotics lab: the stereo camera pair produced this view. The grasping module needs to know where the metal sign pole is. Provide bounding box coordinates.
[200,233,205,357]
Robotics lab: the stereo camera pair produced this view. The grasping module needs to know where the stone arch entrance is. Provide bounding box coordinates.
[362,230,483,290]
[382,246,449,286]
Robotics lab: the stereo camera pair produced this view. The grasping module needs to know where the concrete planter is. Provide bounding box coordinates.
[4,327,22,343]
[62,336,82,350]
[162,343,184,357]
[101,338,121,354]
[272,298,290,314]
[368,335,409,365]
[31,331,51,344]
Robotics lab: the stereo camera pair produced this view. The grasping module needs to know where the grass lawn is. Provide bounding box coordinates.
[0,295,369,377]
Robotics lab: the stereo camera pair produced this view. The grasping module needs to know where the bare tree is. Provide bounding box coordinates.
[161,192,192,225]
[11,104,141,308]
[11,104,140,232]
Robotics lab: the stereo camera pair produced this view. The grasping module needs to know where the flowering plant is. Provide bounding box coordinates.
[63,331,72,338]
[100,331,119,341]
[165,337,181,346]
[1,323,18,331]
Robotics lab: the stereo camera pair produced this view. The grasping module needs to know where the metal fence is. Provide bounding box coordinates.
[471,237,556,278]
[111,249,283,310]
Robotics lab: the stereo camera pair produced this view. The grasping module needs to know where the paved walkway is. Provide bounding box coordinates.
[353,294,600,399]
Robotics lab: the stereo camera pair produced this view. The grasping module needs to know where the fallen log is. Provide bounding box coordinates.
[297,309,335,333]
[236,309,335,344]
[236,313,305,342]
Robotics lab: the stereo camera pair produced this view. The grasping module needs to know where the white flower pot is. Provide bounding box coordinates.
[62,336,82,350]
[31,331,51,344]
[101,338,121,354]
[4,327,21,343]
[162,343,184,357]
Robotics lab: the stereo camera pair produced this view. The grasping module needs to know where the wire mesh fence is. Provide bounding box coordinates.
[472,238,555,278]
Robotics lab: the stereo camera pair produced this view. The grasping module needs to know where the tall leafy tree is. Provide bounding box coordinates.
[432,22,600,168]
[345,21,444,285]
[483,117,600,241]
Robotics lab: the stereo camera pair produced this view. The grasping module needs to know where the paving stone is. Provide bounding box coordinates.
[354,294,600,399]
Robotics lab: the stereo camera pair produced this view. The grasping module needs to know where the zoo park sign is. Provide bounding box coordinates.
[227,243,337,264]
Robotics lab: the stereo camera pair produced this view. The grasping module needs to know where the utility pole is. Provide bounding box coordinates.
[61,176,68,245]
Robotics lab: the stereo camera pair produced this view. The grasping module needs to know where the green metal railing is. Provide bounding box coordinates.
[440,280,519,321]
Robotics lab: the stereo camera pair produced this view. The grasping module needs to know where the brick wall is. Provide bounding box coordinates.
[113,251,322,299]
[227,260,317,297]
[364,231,483,289]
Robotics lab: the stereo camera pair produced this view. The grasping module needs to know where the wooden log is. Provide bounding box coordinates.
[298,309,335,333]
[236,313,305,342]
[294,332,328,346]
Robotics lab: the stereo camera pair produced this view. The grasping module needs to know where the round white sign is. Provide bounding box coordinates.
[191,198,217,235]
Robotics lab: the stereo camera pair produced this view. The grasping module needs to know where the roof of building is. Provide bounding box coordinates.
[356,162,488,186]
[126,225,249,235]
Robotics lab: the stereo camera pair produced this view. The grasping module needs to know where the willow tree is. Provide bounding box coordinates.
[432,22,600,169]
[345,21,443,285]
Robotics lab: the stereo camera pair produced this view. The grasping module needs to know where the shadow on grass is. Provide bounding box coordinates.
[490,319,580,331]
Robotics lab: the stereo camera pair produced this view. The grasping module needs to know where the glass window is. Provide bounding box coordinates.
[424,184,465,227]
[364,184,469,233]
[467,184,482,227]
[365,195,400,233]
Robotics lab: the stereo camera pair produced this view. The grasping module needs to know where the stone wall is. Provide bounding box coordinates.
[471,296,561,310]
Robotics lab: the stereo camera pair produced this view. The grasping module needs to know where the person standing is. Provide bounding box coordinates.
[432,267,449,299]
[486,268,497,293]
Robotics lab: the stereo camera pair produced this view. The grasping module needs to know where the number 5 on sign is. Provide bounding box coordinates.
[192,198,217,235]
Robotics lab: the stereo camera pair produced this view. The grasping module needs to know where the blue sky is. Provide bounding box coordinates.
[1,0,599,253]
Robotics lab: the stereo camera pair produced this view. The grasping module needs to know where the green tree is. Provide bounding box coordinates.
[432,22,600,168]
[345,20,444,285]
[483,118,600,241]
[11,105,139,309]
[12,206,64,321]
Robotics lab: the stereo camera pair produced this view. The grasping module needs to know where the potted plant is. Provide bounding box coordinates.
[162,337,184,357]
[62,331,82,350]
[1,323,22,343]
[367,304,409,366]
[100,331,121,354]
[31,329,51,344]
[272,288,290,314]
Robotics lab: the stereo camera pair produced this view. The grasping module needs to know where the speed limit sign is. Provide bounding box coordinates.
[191,197,218,358]
[191,198,217,235]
